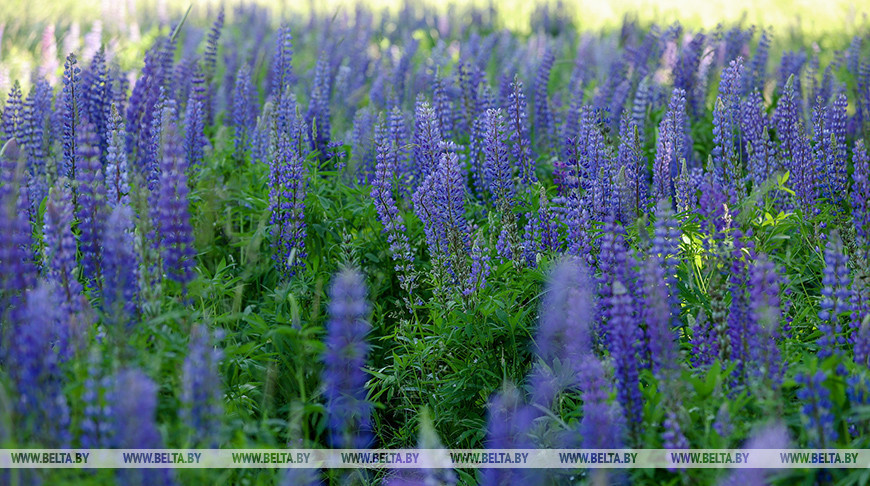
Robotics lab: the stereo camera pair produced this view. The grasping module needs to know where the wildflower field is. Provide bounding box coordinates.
[1,0,870,484]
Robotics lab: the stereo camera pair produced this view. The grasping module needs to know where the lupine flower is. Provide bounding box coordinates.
[182,325,223,446]
[306,51,333,154]
[0,182,37,314]
[642,257,678,376]
[505,75,535,184]
[272,25,295,98]
[853,142,870,254]
[323,268,372,449]
[432,74,453,139]
[22,77,53,214]
[712,58,744,196]
[741,89,773,186]
[126,39,170,170]
[532,48,555,146]
[609,276,644,439]
[412,97,443,181]
[796,371,837,447]
[653,89,688,202]
[105,105,129,207]
[232,64,256,157]
[412,148,470,288]
[371,123,415,294]
[690,310,717,368]
[662,410,689,455]
[154,115,196,285]
[7,281,71,447]
[184,89,206,168]
[3,81,24,145]
[111,369,176,485]
[618,111,647,219]
[818,232,851,359]
[535,257,594,377]
[748,255,785,385]
[482,108,514,206]
[576,357,624,448]
[75,122,106,286]
[481,383,537,486]
[388,106,410,185]
[823,93,848,204]
[522,186,560,265]
[43,182,85,316]
[673,33,705,118]
[717,422,790,486]
[269,136,307,278]
[61,53,83,203]
[102,204,139,330]
[82,48,112,164]
[201,7,225,124]
[631,76,652,137]
[741,30,771,97]
[463,234,490,297]
[79,349,112,448]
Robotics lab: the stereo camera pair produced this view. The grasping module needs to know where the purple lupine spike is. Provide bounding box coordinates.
[392,36,419,106]
[201,7,224,124]
[232,64,256,158]
[105,105,129,208]
[690,310,717,368]
[653,89,689,202]
[712,58,744,196]
[412,97,443,181]
[778,51,806,115]
[182,325,223,447]
[618,111,647,219]
[154,115,196,285]
[126,39,168,166]
[725,232,756,384]
[532,48,555,146]
[413,148,469,273]
[854,307,869,368]
[631,76,651,138]
[456,61,479,136]
[824,93,848,204]
[111,369,176,485]
[0,181,37,316]
[796,371,837,447]
[854,140,870,255]
[203,7,224,80]
[22,77,53,214]
[609,275,644,440]
[482,108,514,206]
[82,48,112,165]
[741,30,770,97]
[350,108,377,182]
[652,199,682,321]
[43,182,85,316]
[80,349,111,448]
[576,357,624,449]
[642,257,678,377]
[272,25,295,99]
[717,422,790,486]
[818,232,851,359]
[481,383,537,486]
[673,32,705,118]
[306,51,333,154]
[774,75,802,167]
[269,133,307,278]
[749,255,785,385]
[61,53,83,204]
[506,75,535,184]
[522,186,560,266]
[432,74,453,139]
[662,410,689,452]
[463,234,490,297]
[146,91,171,191]
[741,89,773,186]
[184,89,206,168]
[388,106,410,184]
[811,96,834,203]
[75,121,106,286]
[111,66,129,117]
[323,268,372,449]
[2,81,23,144]
[7,281,71,447]
[536,257,595,377]
[371,123,415,295]
[102,204,139,330]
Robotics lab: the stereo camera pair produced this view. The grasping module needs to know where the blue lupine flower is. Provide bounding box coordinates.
[818,232,851,359]
[182,325,223,446]
[323,268,372,449]
[75,121,106,286]
[795,371,837,447]
[102,204,139,329]
[105,105,130,207]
